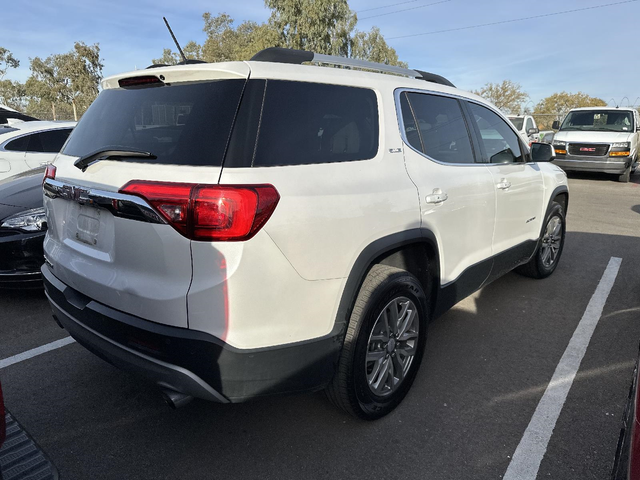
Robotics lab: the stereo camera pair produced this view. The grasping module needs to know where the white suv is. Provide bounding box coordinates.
[42,48,569,419]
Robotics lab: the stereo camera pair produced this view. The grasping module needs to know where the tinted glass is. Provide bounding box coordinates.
[401,92,475,164]
[4,134,29,152]
[469,103,523,163]
[63,80,246,166]
[253,80,378,167]
[400,92,423,153]
[30,129,72,153]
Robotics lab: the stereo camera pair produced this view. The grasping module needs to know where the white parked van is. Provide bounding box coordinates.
[552,107,639,182]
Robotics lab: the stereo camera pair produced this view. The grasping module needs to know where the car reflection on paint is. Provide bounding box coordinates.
[0,167,47,288]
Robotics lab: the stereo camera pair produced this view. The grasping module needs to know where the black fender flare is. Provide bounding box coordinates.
[334,228,440,333]
[539,185,569,238]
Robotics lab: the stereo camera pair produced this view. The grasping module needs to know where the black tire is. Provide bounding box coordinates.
[326,265,429,420]
[619,165,631,183]
[516,201,566,279]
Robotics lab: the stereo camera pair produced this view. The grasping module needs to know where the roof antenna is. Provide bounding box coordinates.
[163,17,188,64]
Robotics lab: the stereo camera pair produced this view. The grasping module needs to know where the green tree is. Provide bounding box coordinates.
[351,26,407,67]
[0,47,20,80]
[533,92,607,129]
[472,80,529,115]
[0,79,26,110]
[153,2,405,67]
[26,42,103,121]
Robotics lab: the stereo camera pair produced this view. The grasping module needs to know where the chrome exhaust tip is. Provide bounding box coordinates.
[161,389,193,409]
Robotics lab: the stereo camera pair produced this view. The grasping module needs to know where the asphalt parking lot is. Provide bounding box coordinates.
[1,171,639,480]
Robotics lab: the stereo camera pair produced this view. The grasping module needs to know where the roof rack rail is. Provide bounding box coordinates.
[250,47,455,87]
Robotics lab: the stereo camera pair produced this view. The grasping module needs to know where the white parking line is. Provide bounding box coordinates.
[503,256,622,480]
[0,336,76,370]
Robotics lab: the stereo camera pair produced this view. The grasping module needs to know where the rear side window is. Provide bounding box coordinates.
[63,80,246,166]
[252,81,378,167]
[4,134,29,152]
[28,129,72,153]
[400,92,475,164]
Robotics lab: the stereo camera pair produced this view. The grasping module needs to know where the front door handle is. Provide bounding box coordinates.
[496,178,512,190]
[426,188,448,204]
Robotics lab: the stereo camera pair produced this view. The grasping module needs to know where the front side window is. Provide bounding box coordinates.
[468,103,523,164]
[399,91,475,164]
[252,81,379,167]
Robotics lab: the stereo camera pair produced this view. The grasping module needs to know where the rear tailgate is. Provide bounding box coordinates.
[44,64,250,328]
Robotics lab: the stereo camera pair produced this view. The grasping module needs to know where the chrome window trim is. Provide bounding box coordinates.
[394,87,486,167]
[43,178,166,225]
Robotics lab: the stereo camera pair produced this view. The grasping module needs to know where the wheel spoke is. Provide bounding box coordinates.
[392,354,405,382]
[398,330,418,342]
[396,344,416,358]
[552,220,562,238]
[371,357,390,392]
[541,246,551,265]
[367,350,385,363]
[382,310,392,340]
[397,303,414,337]
[388,303,399,336]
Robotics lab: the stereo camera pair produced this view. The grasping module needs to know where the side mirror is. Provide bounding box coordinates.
[552,120,560,130]
[527,127,539,135]
[531,142,556,162]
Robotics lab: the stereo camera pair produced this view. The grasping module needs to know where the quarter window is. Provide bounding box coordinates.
[28,129,72,153]
[400,92,475,164]
[252,81,379,167]
[4,135,29,152]
[468,103,523,163]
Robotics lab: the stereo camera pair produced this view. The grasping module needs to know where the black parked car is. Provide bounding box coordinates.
[0,167,46,288]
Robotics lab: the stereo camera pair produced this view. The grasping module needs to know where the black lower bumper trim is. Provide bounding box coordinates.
[42,265,343,402]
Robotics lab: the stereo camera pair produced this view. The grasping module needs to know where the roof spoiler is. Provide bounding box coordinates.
[250,47,455,88]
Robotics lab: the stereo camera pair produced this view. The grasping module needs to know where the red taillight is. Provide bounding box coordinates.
[119,181,280,241]
[43,164,56,184]
[118,75,164,88]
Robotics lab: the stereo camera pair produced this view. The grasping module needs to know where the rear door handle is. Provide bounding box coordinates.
[425,188,448,204]
[496,178,512,190]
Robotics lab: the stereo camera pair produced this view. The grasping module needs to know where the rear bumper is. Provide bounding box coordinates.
[552,157,632,174]
[42,264,342,403]
[0,231,45,288]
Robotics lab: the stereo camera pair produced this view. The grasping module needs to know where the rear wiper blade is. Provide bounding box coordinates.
[74,148,157,171]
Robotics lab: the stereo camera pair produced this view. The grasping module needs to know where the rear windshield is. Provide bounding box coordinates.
[63,79,246,166]
[508,117,524,130]
[560,110,635,132]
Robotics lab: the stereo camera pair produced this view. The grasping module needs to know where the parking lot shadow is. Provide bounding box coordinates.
[3,230,640,480]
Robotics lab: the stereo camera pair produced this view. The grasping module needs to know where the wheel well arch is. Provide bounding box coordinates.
[334,230,441,330]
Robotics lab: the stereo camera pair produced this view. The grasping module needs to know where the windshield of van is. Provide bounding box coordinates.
[63,79,246,166]
[559,110,634,132]
[508,117,524,130]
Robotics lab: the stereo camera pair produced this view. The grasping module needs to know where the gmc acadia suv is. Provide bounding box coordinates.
[41,48,568,420]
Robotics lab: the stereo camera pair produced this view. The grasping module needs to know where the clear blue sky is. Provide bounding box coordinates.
[3,0,639,107]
